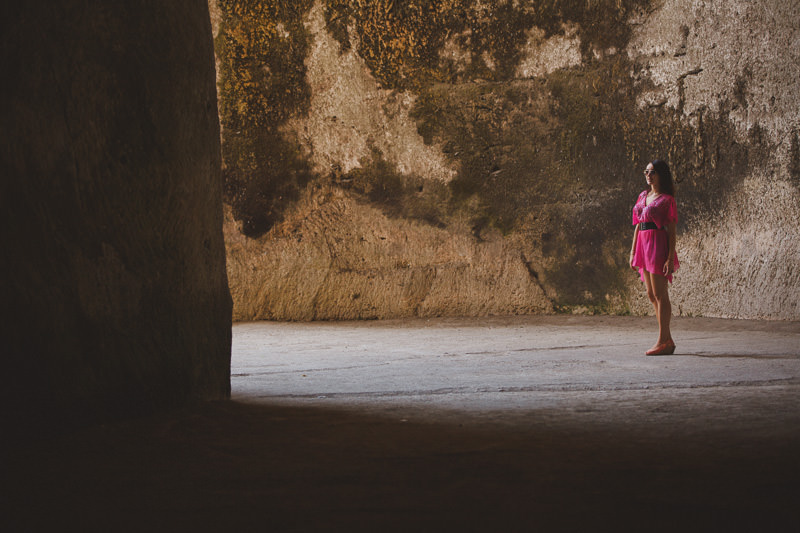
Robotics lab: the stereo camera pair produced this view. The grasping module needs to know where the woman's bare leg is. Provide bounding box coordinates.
[649,272,672,345]
[643,272,659,348]
[643,271,672,348]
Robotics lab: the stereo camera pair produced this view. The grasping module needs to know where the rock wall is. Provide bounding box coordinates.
[627,0,800,319]
[1,0,232,433]
[215,0,800,321]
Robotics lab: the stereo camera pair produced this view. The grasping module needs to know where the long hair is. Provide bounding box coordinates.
[651,159,675,196]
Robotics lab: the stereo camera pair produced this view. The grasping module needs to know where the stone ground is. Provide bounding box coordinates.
[5,316,800,531]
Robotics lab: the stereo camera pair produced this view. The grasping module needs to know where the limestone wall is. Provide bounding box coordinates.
[215,0,800,321]
[627,0,800,319]
[2,0,232,432]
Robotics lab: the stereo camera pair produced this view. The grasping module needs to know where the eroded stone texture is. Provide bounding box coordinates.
[1,0,231,431]
[626,0,800,319]
[217,0,800,320]
[283,2,456,182]
[225,186,551,320]
[516,23,582,78]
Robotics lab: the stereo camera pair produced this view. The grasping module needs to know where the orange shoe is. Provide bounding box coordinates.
[646,340,675,356]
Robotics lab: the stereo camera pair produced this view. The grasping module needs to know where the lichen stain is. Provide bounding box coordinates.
[323,0,649,89]
[284,1,456,188]
[216,0,316,237]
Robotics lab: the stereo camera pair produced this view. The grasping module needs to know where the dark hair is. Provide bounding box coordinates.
[651,159,675,196]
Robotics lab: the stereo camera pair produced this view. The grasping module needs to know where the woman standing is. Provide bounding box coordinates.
[630,159,679,355]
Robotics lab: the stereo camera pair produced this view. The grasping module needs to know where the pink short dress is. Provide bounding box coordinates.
[631,190,679,283]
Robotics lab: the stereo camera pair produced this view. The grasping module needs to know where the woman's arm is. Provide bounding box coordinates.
[629,226,639,270]
[663,222,677,274]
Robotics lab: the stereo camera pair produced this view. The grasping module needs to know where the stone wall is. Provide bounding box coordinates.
[1,0,232,433]
[214,0,800,321]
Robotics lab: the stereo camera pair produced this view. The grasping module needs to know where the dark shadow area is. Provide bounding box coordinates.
[4,400,799,532]
[1,0,231,437]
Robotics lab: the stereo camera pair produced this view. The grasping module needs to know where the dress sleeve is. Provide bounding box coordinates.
[632,192,643,225]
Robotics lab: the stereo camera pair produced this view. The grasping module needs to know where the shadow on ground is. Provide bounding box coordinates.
[4,399,799,532]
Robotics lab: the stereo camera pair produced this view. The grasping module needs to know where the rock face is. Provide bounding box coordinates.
[215,0,800,320]
[225,193,552,320]
[1,0,231,432]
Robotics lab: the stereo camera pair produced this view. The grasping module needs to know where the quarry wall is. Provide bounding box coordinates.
[214,0,799,320]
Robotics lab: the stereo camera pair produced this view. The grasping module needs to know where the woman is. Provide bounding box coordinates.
[630,159,679,355]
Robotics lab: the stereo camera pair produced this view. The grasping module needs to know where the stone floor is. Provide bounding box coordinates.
[5,316,800,531]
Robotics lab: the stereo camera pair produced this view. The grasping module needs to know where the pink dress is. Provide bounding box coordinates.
[631,190,679,283]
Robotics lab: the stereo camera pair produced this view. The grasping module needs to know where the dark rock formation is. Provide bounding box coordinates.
[1,0,231,434]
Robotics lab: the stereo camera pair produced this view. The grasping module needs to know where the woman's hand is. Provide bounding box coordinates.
[663,223,677,276]
[629,228,639,271]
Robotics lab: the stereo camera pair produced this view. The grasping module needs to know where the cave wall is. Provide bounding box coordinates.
[1,0,232,433]
[214,0,800,321]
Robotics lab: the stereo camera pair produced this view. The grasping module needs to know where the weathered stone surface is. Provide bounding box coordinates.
[1,0,232,431]
[626,0,800,319]
[225,186,551,320]
[217,0,800,320]
[284,2,456,182]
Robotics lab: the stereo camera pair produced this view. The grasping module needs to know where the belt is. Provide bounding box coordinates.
[638,222,661,231]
